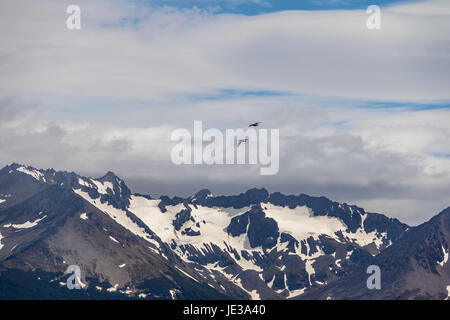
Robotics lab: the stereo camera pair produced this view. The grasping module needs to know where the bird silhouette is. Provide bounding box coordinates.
[249,122,261,127]
[238,138,248,147]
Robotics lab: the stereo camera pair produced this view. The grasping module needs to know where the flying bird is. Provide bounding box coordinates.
[238,138,248,147]
[249,122,261,127]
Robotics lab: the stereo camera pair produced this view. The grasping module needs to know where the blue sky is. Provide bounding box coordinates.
[142,0,416,14]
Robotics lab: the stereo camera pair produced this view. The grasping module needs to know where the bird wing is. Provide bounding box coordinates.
[238,139,247,146]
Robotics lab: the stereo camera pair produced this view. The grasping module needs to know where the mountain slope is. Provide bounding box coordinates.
[150,188,408,298]
[1,163,445,300]
[0,165,243,299]
[298,208,450,300]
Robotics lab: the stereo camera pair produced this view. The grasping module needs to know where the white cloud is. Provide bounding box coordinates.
[0,0,449,225]
[0,0,449,102]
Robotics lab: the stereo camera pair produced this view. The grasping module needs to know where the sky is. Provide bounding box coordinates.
[0,0,449,225]
[140,0,417,14]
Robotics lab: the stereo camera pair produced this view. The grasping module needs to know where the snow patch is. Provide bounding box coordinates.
[5,215,47,229]
[74,189,152,243]
[0,195,11,205]
[128,196,262,272]
[287,288,307,299]
[438,245,449,267]
[119,288,132,295]
[343,229,386,251]
[305,260,315,285]
[78,178,93,188]
[80,213,88,220]
[107,284,119,292]
[169,289,180,300]
[90,179,114,195]
[175,266,199,283]
[16,166,46,182]
[109,235,120,244]
[262,203,346,242]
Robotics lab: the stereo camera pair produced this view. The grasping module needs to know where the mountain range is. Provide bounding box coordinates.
[0,163,448,300]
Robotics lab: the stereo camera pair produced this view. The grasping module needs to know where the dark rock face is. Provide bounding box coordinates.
[0,268,131,300]
[226,206,279,250]
[97,172,132,210]
[349,248,374,267]
[193,188,269,209]
[191,189,212,203]
[158,195,185,213]
[247,209,278,250]
[181,227,200,237]
[0,164,49,209]
[272,271,286,290]
[284,255,309,290]
[319,236,337,255]
[280,233,299,253]
[363,212,408,243]
[173,208,192,231]
[227,212,249,237]
[0,185,86,262]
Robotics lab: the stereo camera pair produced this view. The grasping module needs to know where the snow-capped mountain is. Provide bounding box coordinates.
[299,207,450,300]
[0,163,448,300]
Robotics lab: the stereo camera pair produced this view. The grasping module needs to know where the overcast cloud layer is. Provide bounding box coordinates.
[0,0,449,225]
